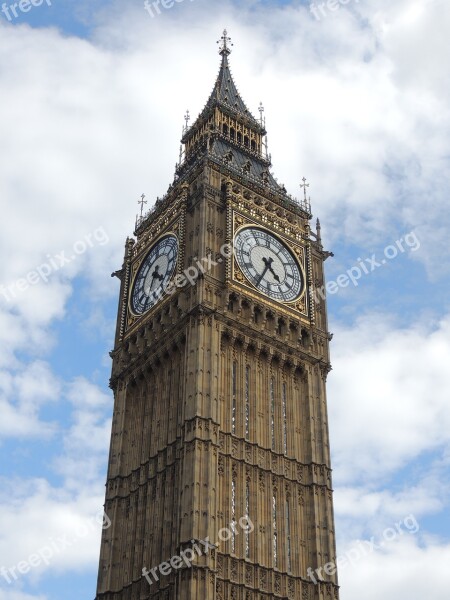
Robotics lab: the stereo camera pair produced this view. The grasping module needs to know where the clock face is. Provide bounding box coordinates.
[131,234,178,315]
[234,227,304,302]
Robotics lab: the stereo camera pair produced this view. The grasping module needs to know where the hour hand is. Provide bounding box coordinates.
[151,265,164,282]
[261,257,280,283]
[267,264,280,282]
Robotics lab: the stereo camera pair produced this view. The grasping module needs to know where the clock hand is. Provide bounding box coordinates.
[256,263,270,286]
[151,265,164,281]
[147,266,164,294]
[256,257,275,286]
[267,263,280,282]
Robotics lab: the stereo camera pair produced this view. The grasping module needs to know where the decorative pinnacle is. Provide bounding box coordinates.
[138,193,147,218]
[300,177,310,202]
[217,29,233,56]
[316,218,322,243]
[258,102,265,126]
[183,109,190,133]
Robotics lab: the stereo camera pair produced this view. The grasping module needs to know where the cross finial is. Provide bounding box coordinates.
[300,177,310,201]
[217,29,233,56]
[138,193,147,218]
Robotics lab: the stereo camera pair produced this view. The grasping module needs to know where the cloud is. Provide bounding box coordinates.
[338,536,450,600]
[0,477,105,581]
[54,378,112,490]
[0,379,111,583]
[328,313,450,483]
[0,361,60,440]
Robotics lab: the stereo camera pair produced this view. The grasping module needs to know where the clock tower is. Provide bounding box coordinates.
[96,31,339,600]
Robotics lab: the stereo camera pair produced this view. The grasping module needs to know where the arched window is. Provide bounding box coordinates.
[232,361,237,434]
[282,382,287,455]
[245,366,250,440]
[286,498,292,571]
[270,377,275,450]
[272,492,278,567]
[231,470,236,553]
[245,480,250,558]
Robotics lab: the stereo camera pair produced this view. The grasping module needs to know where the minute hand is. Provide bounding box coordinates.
[256,264,270,286]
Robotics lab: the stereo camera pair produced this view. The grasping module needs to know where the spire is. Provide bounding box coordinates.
[204,30,260,127]
[177,31,298,203]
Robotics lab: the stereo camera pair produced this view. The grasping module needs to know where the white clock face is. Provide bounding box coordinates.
[234,227,304,302]
[131,234,178,315]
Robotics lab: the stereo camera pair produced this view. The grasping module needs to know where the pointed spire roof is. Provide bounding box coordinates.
[201,30,259,126]
[180,29,263,137]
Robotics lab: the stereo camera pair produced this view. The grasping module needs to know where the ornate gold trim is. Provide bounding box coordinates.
[127,228,180,323]
[231,213,308,316]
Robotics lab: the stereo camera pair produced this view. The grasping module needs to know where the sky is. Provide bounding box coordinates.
[0,0,449,598]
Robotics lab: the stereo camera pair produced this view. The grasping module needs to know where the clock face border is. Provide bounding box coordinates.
[128,231,179,317]
[233,225,305,303]
[231,214,309,316]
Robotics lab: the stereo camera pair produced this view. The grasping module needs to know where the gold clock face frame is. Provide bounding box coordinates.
[234,226,305,303]
[129,232,179,317]
[231,212,309,316]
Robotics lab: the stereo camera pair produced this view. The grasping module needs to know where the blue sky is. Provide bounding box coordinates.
[1,1,450,599]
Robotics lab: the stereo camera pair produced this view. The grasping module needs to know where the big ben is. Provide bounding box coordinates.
[95,30,339,600]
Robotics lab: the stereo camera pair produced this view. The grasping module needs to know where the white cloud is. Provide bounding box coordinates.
[0,477,105,582]
[328,313,450,482]
[0,379,111,583]
[338,536,450,600]
[55,378,112,489]
[0,361,60,440]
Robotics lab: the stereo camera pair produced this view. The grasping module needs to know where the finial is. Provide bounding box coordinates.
[258,102,265,127]
[138,193,147,218]
[217,29,233,56]
[316,218,322,243]
[300,177,310,202]
[183,110,190,134]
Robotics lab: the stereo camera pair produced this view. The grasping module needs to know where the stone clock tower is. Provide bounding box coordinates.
[95,31,339,600]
